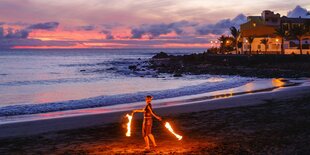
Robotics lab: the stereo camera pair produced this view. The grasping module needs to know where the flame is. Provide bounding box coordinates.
[164,122,183,140]
[125,114,133,137]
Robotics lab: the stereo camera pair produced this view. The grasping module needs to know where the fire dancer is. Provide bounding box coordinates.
[132,95,162,150]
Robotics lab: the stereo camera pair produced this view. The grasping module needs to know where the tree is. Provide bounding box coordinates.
[218,35,226,54]
[274,27,288,54]
[218,35,234,54]
[247,36,255,54]
[230,26,240,54]
[290,24,308,55]
[260,38,269,54]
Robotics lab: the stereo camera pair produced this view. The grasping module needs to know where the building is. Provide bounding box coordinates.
[240,10,310,54]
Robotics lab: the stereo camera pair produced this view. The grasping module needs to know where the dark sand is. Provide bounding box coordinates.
[0,91,309,154]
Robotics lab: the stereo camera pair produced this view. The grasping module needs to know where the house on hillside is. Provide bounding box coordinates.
[240,10,310,54]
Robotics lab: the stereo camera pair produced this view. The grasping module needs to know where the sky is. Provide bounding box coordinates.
[0,0,309,49]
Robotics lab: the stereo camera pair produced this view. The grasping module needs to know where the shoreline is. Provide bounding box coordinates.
[0,79,309,139]
[0,78,298,124]
[0,82,309,154]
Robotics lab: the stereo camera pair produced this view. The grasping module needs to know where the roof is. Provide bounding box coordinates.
[241,25,277,37]
[281,16,310,24]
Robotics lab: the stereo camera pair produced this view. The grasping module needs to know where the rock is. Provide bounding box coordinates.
[107,67,116,70]
[128,65,137,70]
[152,52,169,59]
[173,73,182,77]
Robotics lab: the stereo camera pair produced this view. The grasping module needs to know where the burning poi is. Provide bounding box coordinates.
[125,95,183,150]
[125,114,133,137]
[165,122,183,140]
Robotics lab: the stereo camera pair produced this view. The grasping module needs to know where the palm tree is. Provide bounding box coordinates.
[260,38,269,54]
[290,24,308,55]
[218,35,226,54]
[274,27,288,54]
[247,36,255,54]
[230,26,240,54]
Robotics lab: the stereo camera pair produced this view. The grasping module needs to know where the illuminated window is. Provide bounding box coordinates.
[253,23,256,27]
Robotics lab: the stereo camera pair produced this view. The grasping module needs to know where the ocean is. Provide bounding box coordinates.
[0,49,252,117]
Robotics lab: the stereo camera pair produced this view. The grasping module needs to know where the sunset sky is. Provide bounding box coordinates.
[0,0,309,49]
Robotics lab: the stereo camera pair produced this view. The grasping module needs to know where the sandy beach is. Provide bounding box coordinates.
[1,1,310,154]
[0,82,309,154]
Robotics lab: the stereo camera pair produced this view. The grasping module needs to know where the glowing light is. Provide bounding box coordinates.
[272,78,285,87]
[152,43,210,48]
[125,114,133,137]
[165,122,182,140]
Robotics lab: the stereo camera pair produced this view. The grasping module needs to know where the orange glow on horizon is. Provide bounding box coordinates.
[159,31,178,37]
[29,29,104,41]
[153,43,211,48]
[13,45,88,49]
[82,42,128,47]
[8,26,215,49]
[111,28,132,40]
[13,42,130,49]
[13,42,212,49]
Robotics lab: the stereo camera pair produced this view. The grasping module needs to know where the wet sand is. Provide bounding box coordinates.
[0,79,301,138]
[0,84,310,154]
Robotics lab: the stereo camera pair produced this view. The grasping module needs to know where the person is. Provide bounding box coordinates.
[132,95,162,150]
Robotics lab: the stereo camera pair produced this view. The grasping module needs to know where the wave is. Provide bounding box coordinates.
[59,58,144,67]
[0,77,110,86]
[0,77,252,116]
[0,59,144,86]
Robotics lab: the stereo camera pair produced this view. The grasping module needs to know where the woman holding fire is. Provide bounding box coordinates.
[132,95,162,150]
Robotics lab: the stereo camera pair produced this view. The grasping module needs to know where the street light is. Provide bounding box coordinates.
[275,38,280,53]
[245,40,249,53]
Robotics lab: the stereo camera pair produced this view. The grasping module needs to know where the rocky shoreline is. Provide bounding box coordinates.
[130,52,310,78]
